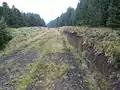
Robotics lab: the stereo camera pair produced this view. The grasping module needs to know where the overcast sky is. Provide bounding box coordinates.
[0,0,78,23]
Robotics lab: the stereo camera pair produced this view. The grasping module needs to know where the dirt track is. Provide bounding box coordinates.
[0,28,92,90]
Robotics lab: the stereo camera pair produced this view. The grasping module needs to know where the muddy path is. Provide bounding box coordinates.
[41,52,90,90]
[0,28,91,90]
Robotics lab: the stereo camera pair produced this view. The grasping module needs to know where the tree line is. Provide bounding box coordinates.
[47,0,120,28]
[0,2,46,49]
[0,2,46,28]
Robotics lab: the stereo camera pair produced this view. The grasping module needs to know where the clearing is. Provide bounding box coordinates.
[0,26,120,90]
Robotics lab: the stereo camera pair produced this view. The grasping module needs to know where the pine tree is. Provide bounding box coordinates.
[0,2,46,28]
[0,17,12,49]
[107,0,120,28]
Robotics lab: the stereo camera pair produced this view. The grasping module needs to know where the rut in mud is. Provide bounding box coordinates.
[41,52,90,90]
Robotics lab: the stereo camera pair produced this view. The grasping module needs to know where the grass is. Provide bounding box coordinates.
[69,26,120,68]
[0,27,71,90]
[0,27,42,56]
[61,26,120,89]
[17,61,69,90]
[0,27,65,57]
[0,26,120,90]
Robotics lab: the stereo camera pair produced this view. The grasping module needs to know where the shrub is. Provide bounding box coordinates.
[0,17,12,49]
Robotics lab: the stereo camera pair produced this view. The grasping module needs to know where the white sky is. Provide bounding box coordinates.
[0,0,78,23]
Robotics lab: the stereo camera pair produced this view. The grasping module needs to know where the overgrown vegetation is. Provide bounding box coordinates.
[0,17,12,49]
[62,26,120,89]
[78,27,120,69]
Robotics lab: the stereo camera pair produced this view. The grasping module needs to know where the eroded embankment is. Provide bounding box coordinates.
[63,27,120,90]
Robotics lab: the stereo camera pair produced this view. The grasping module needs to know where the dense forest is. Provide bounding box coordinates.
[47,0,120,28]
[0,2,46,28]
[0,2,46,49]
